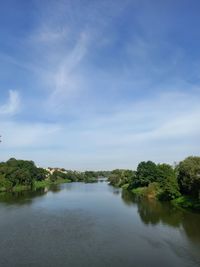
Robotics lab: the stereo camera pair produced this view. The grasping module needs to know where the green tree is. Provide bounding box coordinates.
[0,174,12,191]
[0,158,49,190]
[108,169,135,187]
[177,156,200,198]
[157,164,180,200]
[131,161,159,188]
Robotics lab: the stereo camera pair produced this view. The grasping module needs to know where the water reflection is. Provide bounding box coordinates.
[121,189,200,244]
[107,184,121,195]
[0,184,62,205]
[49,184,62,193]
[0,188,48,206]
[0,182,199,267]
[0,184,200,246]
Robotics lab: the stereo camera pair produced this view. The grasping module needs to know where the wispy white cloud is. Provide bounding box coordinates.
[48,31,90,107]
[15,0,133,114]
[29,26,69,44]
[0,121,61,148]
[0,90,20,116]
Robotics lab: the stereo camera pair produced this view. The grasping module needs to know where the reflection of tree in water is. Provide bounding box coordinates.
[0,184,63,205]
[121,189,200,244]
[107,184,121,196]
[0,188,48,206]
[137,198,182,227]
[62,183,73,191]
[49,184,62,193]
[113,189,120,195]
[181,212,200,244]
[121,189,137,207]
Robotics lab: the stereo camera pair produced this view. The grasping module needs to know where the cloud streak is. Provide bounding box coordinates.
[0,90,20,116]
[48,31,90,108]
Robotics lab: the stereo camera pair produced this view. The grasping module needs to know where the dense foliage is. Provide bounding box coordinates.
[1,156,200,211]
[0,158,48,190]
[177,156,200,198]
[0,158,109,192]
[108,156,200,210]
[157,164,180,201]
[109,169,135,187]
[132,161,159,187]
[49,170,83,183]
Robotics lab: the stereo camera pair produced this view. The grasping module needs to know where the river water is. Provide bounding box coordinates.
[0,181,199,267]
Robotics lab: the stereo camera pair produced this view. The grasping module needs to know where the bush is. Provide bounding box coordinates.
[177,156,200,198]
[131,161,159,188]
[157,164,180,201]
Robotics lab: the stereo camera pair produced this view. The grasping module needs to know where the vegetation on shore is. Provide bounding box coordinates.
[1,156,200,212]
[0,158,108,193]
[108,156,200,211]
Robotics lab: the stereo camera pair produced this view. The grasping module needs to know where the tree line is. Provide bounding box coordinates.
[1,156,199,210]
[108,156,200,210]
[0,158,109,192]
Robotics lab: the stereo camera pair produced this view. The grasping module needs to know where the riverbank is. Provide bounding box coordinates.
[0,158,105,195]
[127,186,200,212]
[0,177,99,193]
[172,196,200,211]
[0,178,72,193]
[108,157,200,213]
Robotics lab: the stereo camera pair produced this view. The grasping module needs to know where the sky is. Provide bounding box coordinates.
[0,0,200,170]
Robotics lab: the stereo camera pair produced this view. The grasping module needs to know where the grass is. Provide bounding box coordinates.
[131,183,160,199]
[12,185,31,192]
[33,180,51,189]
[0,184,32,193]
[172,195,200,211]
[121,183,129,190]
[131,187,147,197]
[34,178,71,189]
[131,186,200,212]
[0,179,72,193]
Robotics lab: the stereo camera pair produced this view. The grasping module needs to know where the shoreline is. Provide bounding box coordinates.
[124,187,200,213]
[0,178,72,194]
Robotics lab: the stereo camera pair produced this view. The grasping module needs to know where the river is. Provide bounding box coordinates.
[0,181,199,267]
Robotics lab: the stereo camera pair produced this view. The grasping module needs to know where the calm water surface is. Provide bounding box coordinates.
[0,181,200,267]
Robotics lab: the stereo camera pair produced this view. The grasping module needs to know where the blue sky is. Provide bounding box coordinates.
[0,0,200,170]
